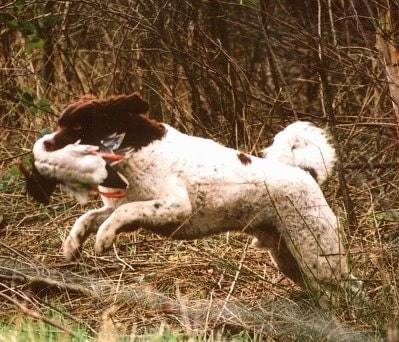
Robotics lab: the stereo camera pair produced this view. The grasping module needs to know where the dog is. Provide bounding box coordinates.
[24,93,359,295]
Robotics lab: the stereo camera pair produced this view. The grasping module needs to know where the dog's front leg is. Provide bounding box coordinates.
[63,206,114,260]
[94,196,192,255]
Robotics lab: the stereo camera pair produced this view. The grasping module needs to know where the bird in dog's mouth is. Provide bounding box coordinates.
[19,133,130,204]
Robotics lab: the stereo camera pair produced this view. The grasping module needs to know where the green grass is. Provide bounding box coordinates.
[0,317,87,342]
[0,317,267,342]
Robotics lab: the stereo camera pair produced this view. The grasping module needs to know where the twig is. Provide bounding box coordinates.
[344,162,399,170]
[0,266,94,297]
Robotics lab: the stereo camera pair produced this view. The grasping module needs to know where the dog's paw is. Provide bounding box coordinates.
[63,235,83,261]
[94,230,115,255]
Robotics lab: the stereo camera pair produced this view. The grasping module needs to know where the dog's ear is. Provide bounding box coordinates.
[55,93,151,147]
[99,93,149,116]
[60,93,149,123]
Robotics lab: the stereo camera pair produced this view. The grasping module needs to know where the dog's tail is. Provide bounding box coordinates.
[262,121,336,185]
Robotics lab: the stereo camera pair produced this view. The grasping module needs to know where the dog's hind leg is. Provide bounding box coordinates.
[251,227,306,288]
[63,206,114,260]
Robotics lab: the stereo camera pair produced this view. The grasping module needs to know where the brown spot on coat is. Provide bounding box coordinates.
[237,152,252,165]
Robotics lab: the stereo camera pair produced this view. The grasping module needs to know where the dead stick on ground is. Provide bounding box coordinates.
[0,267,95,297]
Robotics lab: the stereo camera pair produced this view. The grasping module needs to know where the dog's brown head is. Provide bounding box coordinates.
[43,93,160,151]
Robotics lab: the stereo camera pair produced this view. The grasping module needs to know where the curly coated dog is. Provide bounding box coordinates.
[24,93,360,295]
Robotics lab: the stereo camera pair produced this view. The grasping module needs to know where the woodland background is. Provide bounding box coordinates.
[1,0,399,340]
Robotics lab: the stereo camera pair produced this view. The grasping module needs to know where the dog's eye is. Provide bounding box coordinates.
[72,124,82,131]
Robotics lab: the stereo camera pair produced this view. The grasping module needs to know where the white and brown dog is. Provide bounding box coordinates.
[24,93,359,294]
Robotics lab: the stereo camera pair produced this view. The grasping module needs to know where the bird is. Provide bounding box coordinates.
[20,132,132,204]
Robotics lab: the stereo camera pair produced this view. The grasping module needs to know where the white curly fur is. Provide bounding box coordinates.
[262,121,336,185]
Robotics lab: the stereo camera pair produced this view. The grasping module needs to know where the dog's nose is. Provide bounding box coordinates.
[43,138,55,151]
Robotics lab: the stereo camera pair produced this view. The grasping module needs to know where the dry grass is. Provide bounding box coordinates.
[1,107,399,341]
